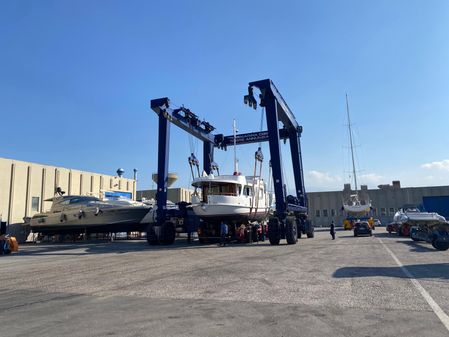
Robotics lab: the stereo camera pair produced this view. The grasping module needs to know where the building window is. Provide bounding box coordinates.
[372,208,377,215]
[323,209,328,217]
[315,210,320,217]
[389,207,395,215]
[331,209,335,217]
[31,197,40,212]
[381,208,387,216]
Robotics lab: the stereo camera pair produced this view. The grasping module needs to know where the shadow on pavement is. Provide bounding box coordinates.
[333,263,449,280]
[374,232,436,253]
[395,240,436,253]
[14,239,278,256]
[373,232,396,238]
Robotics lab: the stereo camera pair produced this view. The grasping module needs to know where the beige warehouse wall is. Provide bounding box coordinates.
[136,188,193,203]
[0,160,11,221]
[0,157,135,224]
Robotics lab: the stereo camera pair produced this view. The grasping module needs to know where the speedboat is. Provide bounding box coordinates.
[393,208,446,226]
[191,173,270,224]
[30,194,151,234]
[393,207,447,237]
[393,208,449,250]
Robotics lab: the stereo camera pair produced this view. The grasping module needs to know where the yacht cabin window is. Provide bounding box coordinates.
[244,186,253,196]
[202,183,240,201]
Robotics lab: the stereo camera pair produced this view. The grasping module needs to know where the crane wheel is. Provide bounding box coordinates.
[268,217,281,245]
[285,216,298,245]
[161,222,176,245]
[147,225,159,245]
[432,239,449,251]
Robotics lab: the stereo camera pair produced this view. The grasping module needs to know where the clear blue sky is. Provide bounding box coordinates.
[1,0,449,192]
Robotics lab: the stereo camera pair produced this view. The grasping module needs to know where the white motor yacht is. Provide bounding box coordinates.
[191,173,270,224]
[30,194,151,234]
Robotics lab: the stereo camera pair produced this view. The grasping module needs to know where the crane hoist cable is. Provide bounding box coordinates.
[250,107,265,217]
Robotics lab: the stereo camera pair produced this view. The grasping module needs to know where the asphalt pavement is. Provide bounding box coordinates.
[1,229,448,337]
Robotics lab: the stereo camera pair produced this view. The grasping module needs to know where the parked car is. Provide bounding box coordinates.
[354,221,372,237]
[386,222,398,234]
[374,219,382,227]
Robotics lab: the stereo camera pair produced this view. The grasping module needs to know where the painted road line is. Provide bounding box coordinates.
[378,237,449,332]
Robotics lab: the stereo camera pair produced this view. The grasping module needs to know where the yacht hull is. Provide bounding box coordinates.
[393,210,447,227]
[192,204,269,224]
[343,204,371,214]
[30,207,150,234]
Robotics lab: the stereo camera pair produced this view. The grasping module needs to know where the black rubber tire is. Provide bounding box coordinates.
[285,216,298,245]
[146,225,159,245]
[160,222,176,245]
[432,239,449,251]
[259,226,266,242]
[268,217,281,245]
[252,226,259,243]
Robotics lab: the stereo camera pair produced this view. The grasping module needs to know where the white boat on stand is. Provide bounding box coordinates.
[191,174,270,223]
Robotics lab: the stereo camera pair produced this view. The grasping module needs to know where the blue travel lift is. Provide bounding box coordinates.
[149,79,313,245]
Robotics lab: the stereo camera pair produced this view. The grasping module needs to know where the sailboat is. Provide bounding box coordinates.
[342,94,371,215]
[190,120,271,224]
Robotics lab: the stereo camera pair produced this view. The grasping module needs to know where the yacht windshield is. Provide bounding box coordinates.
[202,182,240,201]
[68,196,100,204]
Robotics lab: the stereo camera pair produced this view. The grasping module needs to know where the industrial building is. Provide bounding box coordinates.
[308,180,449,227]
[136,173,192,203]
[136,187,192,204]
[0,157,136,226]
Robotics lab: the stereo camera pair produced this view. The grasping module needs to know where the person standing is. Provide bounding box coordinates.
[220,221,228,246]
[330,221,336,240]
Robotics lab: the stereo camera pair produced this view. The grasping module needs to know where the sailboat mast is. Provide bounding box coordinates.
[346,94,358,194]
[233,119,238,173]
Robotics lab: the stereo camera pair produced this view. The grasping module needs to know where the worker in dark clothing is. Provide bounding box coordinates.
[220,222,228,246]
[330,221,336,240]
